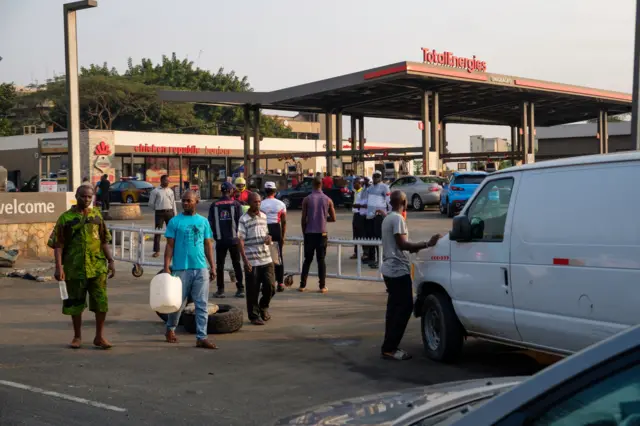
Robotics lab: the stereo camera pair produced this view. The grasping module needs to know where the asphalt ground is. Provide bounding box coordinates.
[0,205,558,425]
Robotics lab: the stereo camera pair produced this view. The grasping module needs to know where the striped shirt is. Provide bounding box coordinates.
[238,211,272,266]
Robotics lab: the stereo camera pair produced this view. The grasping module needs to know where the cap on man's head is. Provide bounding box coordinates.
[221,181,234,192]
[264,181,277,190]
[373,171,382,177]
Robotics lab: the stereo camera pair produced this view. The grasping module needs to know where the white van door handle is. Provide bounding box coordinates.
[501,267,509,287]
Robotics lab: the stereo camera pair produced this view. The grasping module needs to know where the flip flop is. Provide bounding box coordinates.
[382,349,412,361]
[93,338,113,350]
[69,338,82,349]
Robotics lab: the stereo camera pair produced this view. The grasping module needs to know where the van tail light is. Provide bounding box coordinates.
[451,186,464,191]
[429,186,439,192]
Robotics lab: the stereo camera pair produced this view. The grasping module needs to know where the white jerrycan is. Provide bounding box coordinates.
[150,273,183,314]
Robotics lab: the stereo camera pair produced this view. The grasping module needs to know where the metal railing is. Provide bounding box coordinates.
[108,225,383,282]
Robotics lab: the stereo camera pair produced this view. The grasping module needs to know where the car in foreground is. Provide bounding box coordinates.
[273,324,640,426]
[276,179,353,209]
[390,175,444,210]
[108,179,154,203]
[415,152,640,363]
[439,172,487,217]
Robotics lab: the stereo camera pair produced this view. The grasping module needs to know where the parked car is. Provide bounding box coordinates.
[273,324,640,426]
[276,179,353,209]
[390,175,443,210]
[108,179,154,203]
[439,171,487,217]
[414,152,640,363]
[6,180,17,192]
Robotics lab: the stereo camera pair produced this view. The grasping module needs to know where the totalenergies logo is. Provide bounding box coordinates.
[421,48,487,73]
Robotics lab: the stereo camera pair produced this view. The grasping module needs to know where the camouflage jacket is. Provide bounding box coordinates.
[47,207,112,280]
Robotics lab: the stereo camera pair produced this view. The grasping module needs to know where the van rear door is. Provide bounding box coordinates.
[450,174,521,341]
[510,161,640,353]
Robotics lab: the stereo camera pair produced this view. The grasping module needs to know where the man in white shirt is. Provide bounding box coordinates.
[260,182,287,292]
[148,175,177,258]
[362,171,390,268]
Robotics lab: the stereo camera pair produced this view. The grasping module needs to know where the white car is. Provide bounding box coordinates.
[413,152,640,362]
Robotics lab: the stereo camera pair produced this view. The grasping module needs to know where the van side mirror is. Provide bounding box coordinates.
[450,215,472,242]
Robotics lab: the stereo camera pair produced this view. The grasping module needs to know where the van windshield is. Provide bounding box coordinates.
[454,175,486,185]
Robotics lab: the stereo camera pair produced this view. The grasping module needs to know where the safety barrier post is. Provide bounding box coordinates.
[356,242,362,278]
[337,242,342,276]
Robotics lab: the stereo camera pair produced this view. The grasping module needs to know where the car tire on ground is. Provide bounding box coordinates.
[412,195,424,211]
[446,200,455,218]
[439,199,446,215]
[182,303,244,334]
[421,292,464,362]
[281,197,291,209]
[125,195,134,203]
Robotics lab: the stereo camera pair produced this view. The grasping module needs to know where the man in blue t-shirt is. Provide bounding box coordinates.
[163,190,217,349]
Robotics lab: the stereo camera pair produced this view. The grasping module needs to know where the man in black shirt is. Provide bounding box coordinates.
[98,174,111,212]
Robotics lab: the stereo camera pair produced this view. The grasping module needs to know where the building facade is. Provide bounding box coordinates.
[536,122,634,160]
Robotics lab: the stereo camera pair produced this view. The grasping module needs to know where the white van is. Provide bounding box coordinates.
[412,152,640,362]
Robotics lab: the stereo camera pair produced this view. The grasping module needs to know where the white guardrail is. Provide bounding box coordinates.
[107,225,384,282]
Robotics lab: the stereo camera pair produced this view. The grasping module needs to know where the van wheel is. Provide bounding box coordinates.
[446,200,454,218]
[421,292,463,362]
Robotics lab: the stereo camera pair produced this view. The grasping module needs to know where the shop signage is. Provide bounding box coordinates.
[0,192,71,224]
[490,75,513,84]
[40,181,58,192]
[94,140,113,173]
[39,138,68,154]
[421,48,487,73]
[133,144,232,156]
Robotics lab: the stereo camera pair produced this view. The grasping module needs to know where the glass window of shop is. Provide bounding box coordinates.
[168,157,189,192]
[146,157,168,186]
[120,156,146,181]
[229,158,244,179]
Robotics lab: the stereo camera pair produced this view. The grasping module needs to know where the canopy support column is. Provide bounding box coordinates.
[325,112,333,175]
[358,116,365,175]
[521,102,529,164]
[528,102,536,163]
[335,112,343,173]
[431,92,440,174]
[603,110,609,153]
[350,115,357,172]
[243,106,251,178]
[253,107,260,175]
[421,91,430,174]
[510,125,517,164]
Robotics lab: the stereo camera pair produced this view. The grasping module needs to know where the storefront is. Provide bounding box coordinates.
[114,144,239,199]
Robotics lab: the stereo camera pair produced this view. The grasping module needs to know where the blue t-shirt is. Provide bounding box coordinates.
[165,213,212,270]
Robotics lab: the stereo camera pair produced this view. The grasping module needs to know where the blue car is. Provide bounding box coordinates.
[439,171,488,217]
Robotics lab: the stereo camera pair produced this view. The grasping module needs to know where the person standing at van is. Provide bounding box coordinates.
[208,182,245,299]
[163,190,217,349]
[380,190,440,361]
[299,177,337,293]
[149,175,177,258]
[260,181,287,292]
[364,171,390,268]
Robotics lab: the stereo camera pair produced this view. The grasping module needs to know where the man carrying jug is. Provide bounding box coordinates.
[163,190,217,349]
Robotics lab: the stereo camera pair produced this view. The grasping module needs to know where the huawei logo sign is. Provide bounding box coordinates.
[94,140,112,156]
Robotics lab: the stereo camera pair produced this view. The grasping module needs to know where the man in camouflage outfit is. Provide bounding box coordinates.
[48,185,116,349]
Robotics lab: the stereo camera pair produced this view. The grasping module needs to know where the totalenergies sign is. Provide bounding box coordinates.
[421,48,487,73]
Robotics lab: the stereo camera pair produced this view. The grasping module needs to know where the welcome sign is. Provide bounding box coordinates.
[0,193,72,224]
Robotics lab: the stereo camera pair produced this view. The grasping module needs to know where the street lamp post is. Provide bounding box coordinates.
[63,0,97,190]
[631,0,640,150]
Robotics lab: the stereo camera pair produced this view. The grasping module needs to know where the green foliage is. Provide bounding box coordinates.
[5,53,292,137]
[0,83,16,135]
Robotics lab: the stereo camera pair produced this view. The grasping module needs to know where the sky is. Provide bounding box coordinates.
[0,0,636,153]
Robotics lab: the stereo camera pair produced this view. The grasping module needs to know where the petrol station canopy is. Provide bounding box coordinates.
[159,60,632,127]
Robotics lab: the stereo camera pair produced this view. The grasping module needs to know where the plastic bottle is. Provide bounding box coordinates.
[59,281,69,300]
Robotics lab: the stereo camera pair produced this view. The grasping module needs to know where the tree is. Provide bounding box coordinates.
[0,83,16,136]
[9,53,293,137]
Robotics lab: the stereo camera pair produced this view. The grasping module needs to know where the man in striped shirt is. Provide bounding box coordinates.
[238,192,275,325]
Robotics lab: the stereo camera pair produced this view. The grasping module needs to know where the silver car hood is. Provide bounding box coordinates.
[272,377,523,426]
